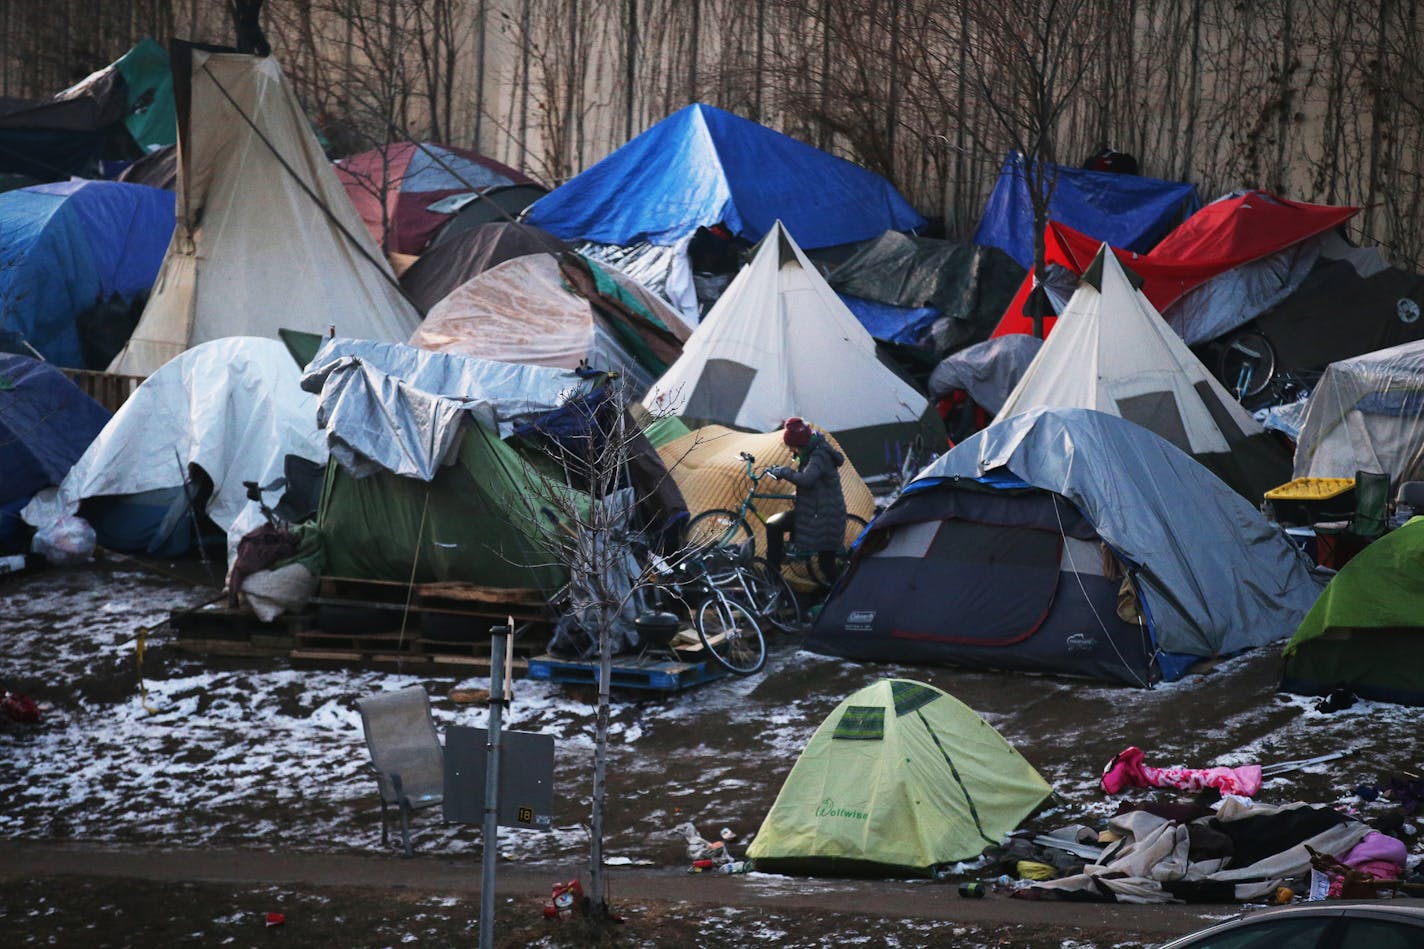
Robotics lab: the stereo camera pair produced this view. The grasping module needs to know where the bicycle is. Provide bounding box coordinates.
[683,451,868,595]
[637,546,767,675]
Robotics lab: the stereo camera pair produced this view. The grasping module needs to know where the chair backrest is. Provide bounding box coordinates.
[1398,481,1424,512]
[1352,470,1391,537]
[356,686,444,805]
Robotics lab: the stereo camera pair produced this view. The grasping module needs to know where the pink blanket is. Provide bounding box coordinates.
[1102,746,1263,797]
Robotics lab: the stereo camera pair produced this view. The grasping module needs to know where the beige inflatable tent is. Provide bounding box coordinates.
[110,46,417,376]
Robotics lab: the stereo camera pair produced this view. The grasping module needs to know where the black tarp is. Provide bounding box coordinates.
[400,221,569,315]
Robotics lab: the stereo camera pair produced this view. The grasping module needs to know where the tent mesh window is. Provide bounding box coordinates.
[890,681,940,716]
[832,706,885,741]
[683,358,756,420]
[1115,391,1190,451]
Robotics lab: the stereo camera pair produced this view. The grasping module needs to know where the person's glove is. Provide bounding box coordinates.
[767,466,789,480]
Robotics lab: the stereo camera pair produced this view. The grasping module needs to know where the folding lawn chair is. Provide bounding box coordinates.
[355,685,445,857]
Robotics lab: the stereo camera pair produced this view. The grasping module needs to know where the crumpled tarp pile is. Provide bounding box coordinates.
[1015,800,1374,904]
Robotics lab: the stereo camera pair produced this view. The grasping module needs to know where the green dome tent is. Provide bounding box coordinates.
[746,679,1052,876]
[1281,516,1424,706]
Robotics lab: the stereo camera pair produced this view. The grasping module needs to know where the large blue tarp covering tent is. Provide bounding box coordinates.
[0,354,110,549]
[973,152,1199,269]
[525,103,926,249]
[0,180,175,368]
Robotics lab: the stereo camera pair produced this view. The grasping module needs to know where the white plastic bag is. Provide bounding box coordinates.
[31,515,96,565]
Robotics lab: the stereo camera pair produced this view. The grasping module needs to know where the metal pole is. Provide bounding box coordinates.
[479,625,509,949]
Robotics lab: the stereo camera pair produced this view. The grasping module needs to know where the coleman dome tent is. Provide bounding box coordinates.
[642,221,942,474]
[996,246,1291,501]
[746,678,1052,876]
[1292,340,1424,490]
[809,407,1323,685]
[110,46,417,376]
[1281,516,1424,706]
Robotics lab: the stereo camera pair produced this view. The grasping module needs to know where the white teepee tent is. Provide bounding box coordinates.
[998,245,1290,499]
[110,48,417,376]
[643,221,933,468]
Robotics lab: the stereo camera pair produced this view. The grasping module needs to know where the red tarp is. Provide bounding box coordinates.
[336,142,536,255]
[991,192,1360,339]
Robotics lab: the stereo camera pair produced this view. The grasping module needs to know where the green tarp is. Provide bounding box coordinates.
[114,39,177,153]
[746,679,1052,876]
[316,422,576,590]
[1282,516,1424,705]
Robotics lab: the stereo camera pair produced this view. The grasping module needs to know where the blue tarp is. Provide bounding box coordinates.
[0,180,174,367]
[526,104,925,249]
[0,354,110,509]
[973,152,1199,269]
[837,293,938,346]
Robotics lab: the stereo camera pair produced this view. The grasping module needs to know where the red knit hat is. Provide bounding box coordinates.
[782,417,812,449]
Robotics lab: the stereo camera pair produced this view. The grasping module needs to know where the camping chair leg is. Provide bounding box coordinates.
[399,800,414,858]
[390,771,415,857]
[379,797,390,847]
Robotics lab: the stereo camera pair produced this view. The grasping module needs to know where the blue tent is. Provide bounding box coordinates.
[973,153,1199,269]
[526,104,925,249]
[0,354,110,548]
[0,180,175,368]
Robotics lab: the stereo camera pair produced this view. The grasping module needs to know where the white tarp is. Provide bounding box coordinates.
[24,337,326,563]
[920,406,1322,659]
[643,220,928,434]
[1293,338,1424,487]
[300,337,587,481]
[999,246,1265,456]
[109,51,417,376]
[409,254,659,396]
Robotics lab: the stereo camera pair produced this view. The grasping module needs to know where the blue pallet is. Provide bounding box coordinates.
[527,653,728,691]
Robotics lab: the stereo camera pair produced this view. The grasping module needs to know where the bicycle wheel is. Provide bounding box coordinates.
[695,594,766,675]
[685,508,755,555]
[748,557,804,634]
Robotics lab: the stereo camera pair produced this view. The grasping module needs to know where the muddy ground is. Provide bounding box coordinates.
[2,556,1420,947]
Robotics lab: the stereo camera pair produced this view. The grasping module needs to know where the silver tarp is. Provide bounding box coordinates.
[300,338,587,480]
[927,334,1043,411]
[916,406,1323,658]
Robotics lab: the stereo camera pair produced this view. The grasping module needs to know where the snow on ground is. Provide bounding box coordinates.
[3,559,1421,878]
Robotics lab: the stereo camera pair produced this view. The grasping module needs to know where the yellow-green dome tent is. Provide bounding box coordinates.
[747,679,1052,876]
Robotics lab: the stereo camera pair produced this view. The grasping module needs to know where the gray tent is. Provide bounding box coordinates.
[810,407,1323,683]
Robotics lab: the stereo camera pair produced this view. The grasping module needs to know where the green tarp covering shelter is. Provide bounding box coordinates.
[316,421,573,591]
[746,679,1052,876]
[114,39,177,153]
[1281,516,1424,706]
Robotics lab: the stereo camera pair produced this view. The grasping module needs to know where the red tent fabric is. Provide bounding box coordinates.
[336,142,536,255]
[991,192,1360,339]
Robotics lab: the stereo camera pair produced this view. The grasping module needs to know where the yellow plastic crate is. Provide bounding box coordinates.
[1264,477,1356,501]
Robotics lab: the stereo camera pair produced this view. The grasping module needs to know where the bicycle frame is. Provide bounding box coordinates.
[726,452,794,530]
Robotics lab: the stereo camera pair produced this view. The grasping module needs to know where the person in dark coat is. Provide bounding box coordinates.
[765,417,847,580]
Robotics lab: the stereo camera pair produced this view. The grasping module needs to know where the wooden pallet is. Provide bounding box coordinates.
[527,652,728,691]
[167,577,551,674]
